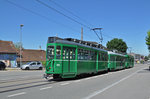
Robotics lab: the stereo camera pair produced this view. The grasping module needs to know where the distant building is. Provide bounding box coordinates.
[129,53,144,63]
[17,49,46,66]
[0,40,18,67]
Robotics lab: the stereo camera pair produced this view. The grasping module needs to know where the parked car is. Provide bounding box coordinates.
[0,61,6,70]
[21,61,43,70]
[147,61,150,70]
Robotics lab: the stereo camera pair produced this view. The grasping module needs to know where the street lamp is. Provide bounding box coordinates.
[20,24,24,67]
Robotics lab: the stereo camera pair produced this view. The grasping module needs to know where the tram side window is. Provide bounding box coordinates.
[106,53,108,61]
[78,49,97,60]
[56,46,61,59]
[118,56,121,62]
[88,50,91,60]
[121,57,124,62]
[98,53,101,61]
[83,50,86,60]
[110,56,115,61]
[103,53,105,61]
[120,57,122,62]
[78,49,81,60]
[104,53,108,61]
[116,56,118,61]
[63,49,65,59]
[72,49,75,60]
[78,49,84,60]
[47,46,54,59]
[78,49,92,60]
[66,49,69,59]
[63,48,76,60]
[104,53,107,61]
[81,49,84,60]
[101,53,104,61]
[91,51,96,60]
[70,49,75,60]
[63,48,69,59]
[99,52,107,61]
[117,56,119,61]
[84,50,88,60]
[110,56,112,61]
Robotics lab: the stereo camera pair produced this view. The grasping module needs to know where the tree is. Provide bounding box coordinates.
[148,54,150,58]
[14,42,23,49]
[106,38,128,53]
[144,56,149,61]
[145,30,150,52]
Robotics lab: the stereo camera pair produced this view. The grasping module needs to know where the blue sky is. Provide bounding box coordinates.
[0,0,150,56]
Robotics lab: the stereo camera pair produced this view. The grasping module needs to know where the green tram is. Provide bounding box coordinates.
[45,37,108,79]
[44,37,134,79]
[108,51,126,71]
[125,55,134,68]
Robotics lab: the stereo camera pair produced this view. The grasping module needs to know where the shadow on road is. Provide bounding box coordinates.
[137,68,150,73]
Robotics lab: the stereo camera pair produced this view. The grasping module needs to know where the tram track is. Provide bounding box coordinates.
[0,76,43,84]
[0,76,57,93]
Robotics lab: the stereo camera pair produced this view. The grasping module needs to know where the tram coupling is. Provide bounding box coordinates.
[43,74,52,79]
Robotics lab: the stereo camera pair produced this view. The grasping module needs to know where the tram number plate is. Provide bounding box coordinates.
[56,64,60,66]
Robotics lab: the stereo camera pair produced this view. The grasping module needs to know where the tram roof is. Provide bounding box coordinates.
[108,51,126,57]
[48,37,107,52]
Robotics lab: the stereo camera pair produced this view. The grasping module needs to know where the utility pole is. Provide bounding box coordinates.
[81,27,83,40]
[128,47,132,54]
[20,24,24,67]
[56,33,58,37]
[39,45,42,50]
[91,28,103,48]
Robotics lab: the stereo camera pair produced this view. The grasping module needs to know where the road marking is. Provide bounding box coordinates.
[74,80,81,82]
[40,86,52,90]
[60,82,69,86]
[7,92,26,98]
[92,76,98,78]
[84,78,91,80]
[83,68,145,99]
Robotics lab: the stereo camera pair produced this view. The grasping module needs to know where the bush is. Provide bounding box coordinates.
[140,60,145,64]
[41,61,46,68]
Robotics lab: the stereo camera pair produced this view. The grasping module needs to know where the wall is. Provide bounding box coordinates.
[0,54,17,67]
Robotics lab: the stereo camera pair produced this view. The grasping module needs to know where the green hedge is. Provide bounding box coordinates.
[41,61,46,68]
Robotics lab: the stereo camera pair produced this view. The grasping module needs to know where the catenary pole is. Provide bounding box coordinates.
[20,24,24,67]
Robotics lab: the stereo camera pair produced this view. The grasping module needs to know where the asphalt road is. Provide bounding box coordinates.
[0,64,150,99]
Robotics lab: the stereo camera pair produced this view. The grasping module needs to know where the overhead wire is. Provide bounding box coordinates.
[47,0,106,41]
[36,0,111,42]
[48,0,94,28]
[35,0,132,50]
[7,0,117,41]
[6,0,81,35]
[6,0,97,40]
[46,0,116,40]
[36,0,91,30]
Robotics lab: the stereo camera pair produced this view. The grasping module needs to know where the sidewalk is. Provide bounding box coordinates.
[4,67,45,71]
[5,67,21,71]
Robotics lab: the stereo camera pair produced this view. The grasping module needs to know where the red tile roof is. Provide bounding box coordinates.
[17,49,46,62]
[0,40,17,54]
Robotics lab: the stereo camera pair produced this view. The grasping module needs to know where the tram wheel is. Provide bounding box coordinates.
[53,74,60,79]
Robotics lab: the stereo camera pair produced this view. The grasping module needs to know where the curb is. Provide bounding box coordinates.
[5,68,21,71]
[4,68,45,71]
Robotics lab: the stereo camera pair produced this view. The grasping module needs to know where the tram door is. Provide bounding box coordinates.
[62,47,76,73]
